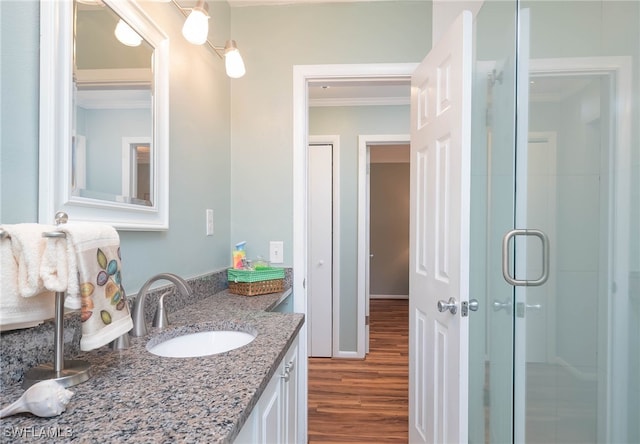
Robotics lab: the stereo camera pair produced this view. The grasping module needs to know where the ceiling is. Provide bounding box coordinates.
[227,0,394,6]
[308,78,411,107]
[528,75,594,102]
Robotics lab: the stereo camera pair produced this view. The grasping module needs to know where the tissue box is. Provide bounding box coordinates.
[227,268,285,296]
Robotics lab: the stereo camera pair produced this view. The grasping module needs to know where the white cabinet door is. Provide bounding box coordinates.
[234,412,256,443]
[282,337,299,443]
[259,374,283,444]
[235,333,300,444]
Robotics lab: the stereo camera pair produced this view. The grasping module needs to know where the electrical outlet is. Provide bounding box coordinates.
[269,241,284,264]
[206,209,214,236]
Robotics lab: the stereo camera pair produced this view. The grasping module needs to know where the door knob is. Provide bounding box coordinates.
[437,297,457,315]
[461,299,479,317]
[318,260,324,266]
[492,299,513,315]
[515,302,543,318]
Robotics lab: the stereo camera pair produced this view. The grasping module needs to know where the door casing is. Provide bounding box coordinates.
[357,134,410,357]
[293,63,417,361]
[294,67,415,442]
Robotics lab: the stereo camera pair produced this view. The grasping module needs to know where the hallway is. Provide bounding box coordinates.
[308,299,409,443]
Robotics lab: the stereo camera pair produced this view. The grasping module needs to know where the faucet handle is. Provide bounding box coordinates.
[152,290,172,329]
[110,332,131,350]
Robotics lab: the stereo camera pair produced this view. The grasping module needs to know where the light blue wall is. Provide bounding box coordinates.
[0,0,234,293]
[82,107,151,195]
[310,105,410,351]
[229,1,431,263]
[1,1,40,223]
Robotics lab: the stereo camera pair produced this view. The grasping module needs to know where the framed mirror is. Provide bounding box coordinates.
[39,0,169,230]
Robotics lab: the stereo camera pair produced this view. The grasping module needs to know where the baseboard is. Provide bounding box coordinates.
[334,350,364,359]
[552,356,597,382]
[370,294,409,300]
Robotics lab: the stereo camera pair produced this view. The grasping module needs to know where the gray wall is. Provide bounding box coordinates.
[370,162,410,296]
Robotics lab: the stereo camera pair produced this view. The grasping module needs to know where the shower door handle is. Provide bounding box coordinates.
[502,229,550,286]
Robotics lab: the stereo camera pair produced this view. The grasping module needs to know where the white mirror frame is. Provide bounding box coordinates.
[39,0,170,230]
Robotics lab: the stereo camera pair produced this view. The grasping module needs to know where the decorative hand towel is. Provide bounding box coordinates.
[40,222,133,351]
[0,228,55,331]
[1,223,55,297]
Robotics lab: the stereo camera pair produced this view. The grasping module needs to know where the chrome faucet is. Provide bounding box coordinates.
[130,273,193,337]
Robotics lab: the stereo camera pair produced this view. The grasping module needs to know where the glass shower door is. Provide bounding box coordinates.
[515,1,640,443]
[470,1,639,443]
[468,1,518,443]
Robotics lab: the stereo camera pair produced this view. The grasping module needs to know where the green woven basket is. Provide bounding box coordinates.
[227,267,285,283]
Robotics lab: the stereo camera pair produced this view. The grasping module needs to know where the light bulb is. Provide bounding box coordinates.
[225,49,246,78]
[114,19,142,47]
[223,41,246,78]
[182,8,209,45]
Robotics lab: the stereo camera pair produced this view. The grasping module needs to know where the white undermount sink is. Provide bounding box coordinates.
[147,330,256,358]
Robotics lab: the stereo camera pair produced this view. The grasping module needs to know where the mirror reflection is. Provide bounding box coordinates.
[73,1,154,206]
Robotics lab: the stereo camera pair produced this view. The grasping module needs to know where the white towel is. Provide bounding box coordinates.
[0,226,55,331]
[1,223,55,297]
[40,227,77,307]
[40,222,133,351]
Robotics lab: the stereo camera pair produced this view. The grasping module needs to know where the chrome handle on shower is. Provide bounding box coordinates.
[516,302,543,318]
[502,229,550,287]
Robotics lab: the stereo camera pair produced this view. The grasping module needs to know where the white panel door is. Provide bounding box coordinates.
[365,147,371,354]
[308,144,333,357]
[409,10,472,444]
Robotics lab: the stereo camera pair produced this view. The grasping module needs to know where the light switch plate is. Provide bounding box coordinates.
[269,241,284,263]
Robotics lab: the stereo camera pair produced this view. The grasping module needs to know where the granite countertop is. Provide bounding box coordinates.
[0,289,304,443]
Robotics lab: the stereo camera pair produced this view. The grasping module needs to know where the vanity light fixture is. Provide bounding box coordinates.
[114,19,142,47]
[171,0,246,78]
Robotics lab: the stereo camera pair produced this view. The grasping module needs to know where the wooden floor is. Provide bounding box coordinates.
[308,299,409,443]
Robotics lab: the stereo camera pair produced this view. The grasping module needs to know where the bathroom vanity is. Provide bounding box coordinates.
[0,288,304,443]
